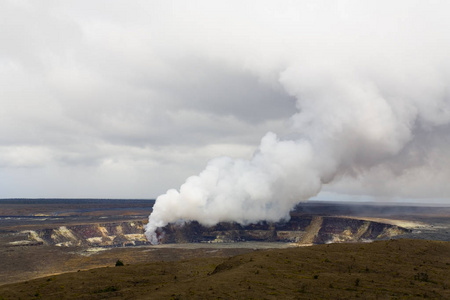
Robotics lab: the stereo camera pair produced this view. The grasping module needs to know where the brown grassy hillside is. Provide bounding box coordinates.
[0,239,449,299]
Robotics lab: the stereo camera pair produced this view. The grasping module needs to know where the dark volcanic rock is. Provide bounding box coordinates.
[157,215,410,245]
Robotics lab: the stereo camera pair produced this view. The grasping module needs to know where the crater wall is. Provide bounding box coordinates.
[20,216,410,247]
[156,216,410,245]
[23,221,149,247]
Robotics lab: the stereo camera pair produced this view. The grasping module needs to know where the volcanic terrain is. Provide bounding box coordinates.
[0,199,449,299]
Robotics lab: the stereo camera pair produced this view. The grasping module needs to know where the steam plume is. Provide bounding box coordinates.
[145,1,450,243]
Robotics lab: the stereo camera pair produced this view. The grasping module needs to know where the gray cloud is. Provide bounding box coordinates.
[1,0,450,205]
[0,1,296,197]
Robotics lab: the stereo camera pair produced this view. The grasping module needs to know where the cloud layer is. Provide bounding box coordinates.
[1,1,450,205]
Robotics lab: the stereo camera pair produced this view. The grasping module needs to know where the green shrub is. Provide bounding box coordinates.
[95,286,119,293]
[414,272,429,282]
[115,260,124,267]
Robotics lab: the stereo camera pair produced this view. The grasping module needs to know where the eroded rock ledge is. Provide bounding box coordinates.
[23,221,149,247]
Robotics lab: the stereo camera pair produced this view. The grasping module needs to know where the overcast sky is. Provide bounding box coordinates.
[1,1,450,202]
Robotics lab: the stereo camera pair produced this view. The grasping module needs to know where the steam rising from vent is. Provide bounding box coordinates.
[146,134,322,243]
[145,65,450,243]
[145,1,450,244]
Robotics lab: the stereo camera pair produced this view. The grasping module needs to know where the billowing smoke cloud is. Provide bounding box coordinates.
[145,1,450,243]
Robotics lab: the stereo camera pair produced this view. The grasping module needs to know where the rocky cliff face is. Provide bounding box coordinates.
[156,216,410,245]
[24,221,149,247]
[313,217,409,244]
[22,216,410,247]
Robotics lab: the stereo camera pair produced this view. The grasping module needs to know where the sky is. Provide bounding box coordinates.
[1,1,450,203]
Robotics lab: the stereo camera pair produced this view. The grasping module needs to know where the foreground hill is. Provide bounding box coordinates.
[0,239,449,299]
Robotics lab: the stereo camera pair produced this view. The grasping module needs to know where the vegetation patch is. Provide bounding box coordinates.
[94,285,120,293]
[0,239,449,299]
